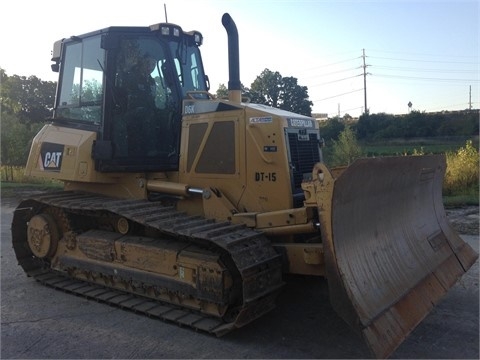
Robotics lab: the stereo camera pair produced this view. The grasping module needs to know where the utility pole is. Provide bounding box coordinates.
[469,85,472,110]
[362,48,368,114]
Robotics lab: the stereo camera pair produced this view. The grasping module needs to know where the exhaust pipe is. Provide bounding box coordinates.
[222,13,241,103]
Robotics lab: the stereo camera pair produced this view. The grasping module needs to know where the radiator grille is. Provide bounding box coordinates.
[287,132,321,204]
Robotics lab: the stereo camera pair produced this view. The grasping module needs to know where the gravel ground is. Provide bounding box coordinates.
[445,206,479,235]
[1,193,478,359]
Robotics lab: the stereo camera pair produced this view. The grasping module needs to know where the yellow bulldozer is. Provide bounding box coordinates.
[12,13,477,358]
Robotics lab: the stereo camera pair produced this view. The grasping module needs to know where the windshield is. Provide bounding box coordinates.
[168,40,208,98]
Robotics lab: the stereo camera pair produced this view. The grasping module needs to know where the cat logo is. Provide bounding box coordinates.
[39,143,64,171]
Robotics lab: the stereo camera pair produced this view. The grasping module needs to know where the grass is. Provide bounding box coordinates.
[1,166,63,198]
[362,143,462,157]
[322,139,464,163]
[361,137,475,157]
[443,193,479,207]
[324,137,479,206]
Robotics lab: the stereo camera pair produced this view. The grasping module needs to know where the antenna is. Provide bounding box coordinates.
[164,3,168,22]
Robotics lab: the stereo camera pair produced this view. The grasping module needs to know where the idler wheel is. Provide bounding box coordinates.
[27,214,59,258]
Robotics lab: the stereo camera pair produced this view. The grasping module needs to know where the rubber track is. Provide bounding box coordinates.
[12,191,284,336]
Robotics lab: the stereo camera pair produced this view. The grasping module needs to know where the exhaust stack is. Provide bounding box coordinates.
[222,13,241,103]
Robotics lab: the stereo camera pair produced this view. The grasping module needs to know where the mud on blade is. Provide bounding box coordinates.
[314,155,478,358]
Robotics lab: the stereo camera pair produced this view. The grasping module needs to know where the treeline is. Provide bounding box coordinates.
[320,110,479,142]
[357,110,479,140]
[1,69,56,173]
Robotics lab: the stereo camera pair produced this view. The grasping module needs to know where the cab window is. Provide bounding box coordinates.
[110,36,180,164]
[169,41,208,98]
[56,36,105,124]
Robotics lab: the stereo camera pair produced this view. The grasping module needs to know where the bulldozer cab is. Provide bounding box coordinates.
[51,23,208,172]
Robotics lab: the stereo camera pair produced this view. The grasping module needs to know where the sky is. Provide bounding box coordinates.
[1,0,478,118]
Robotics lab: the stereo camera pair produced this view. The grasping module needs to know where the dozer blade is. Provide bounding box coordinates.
[313,155,478,358]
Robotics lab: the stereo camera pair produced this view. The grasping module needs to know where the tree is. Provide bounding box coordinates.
[281,76,313,116]
[249,68,312,116]
[215,83,228,99]
[318,117,345,141]
[215,82,249,100]
[250,69,282,107]
[0,70,56,176]
[331,125,363,166]
[0,69,56,124]
[1,112,43,180]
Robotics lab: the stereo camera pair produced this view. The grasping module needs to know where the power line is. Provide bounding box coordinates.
[309,48,478,115]
[372,73,479,83]
[314,88,363,102]
[338,105,364,116]
[303,56,361,70]
[368,77,476,87]
[306,66,362,79]
[296,55,361,77]
[309,73,363,87]
[423,102,479,112]
[368,48,478,60]
[373,65,476,74]
[368,55,478,65]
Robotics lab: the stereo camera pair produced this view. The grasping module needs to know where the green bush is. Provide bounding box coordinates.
[331,125,363,166]
[444,140,479,196]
